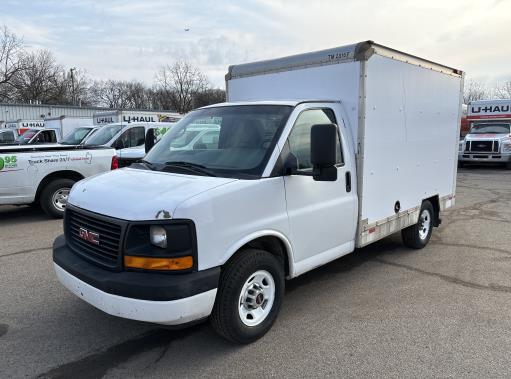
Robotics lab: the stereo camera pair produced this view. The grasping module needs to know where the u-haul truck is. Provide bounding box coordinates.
[93,110,182,126]
[459,99,511,168]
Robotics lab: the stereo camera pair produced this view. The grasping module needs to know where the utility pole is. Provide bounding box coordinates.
[70,67,76,105]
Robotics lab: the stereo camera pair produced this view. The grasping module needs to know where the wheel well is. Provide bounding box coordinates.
[424,195,440,226]
[230,236,291,277]
[35,171,84,202]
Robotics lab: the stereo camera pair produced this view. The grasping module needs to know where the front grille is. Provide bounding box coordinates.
[66,208,123,269]
[468,140,498,152]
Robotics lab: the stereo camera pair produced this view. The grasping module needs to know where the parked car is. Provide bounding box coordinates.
[0,129,18,144]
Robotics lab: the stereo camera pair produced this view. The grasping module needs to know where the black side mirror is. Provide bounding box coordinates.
[145,129,155,153]
[113,139,124,150]
[311,124,337,181]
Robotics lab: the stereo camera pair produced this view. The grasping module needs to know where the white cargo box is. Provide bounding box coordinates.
[226,41,463,246]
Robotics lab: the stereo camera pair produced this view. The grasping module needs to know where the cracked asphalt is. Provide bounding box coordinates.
[1,167,511,378]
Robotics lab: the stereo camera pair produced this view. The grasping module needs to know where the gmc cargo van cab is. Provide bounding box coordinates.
[53,41,463,343]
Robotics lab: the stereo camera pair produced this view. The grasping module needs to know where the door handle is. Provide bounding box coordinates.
[345,171,351,192]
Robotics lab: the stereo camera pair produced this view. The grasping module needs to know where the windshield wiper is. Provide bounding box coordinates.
[138,159,156,170]
[162,161,218,177]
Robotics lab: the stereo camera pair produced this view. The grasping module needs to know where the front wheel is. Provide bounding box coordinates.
[402,200,434,249]
[40,178,76,218]
[210,249,285,344]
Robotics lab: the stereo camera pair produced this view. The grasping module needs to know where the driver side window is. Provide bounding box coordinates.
[287,108,343,171]
[115,127,146,148]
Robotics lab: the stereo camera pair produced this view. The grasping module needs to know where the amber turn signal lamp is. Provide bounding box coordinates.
[124,256,193,270]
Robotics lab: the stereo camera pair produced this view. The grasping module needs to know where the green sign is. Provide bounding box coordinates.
[0,155,17,170]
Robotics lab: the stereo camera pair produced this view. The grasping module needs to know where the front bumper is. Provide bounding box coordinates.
[53,235,220,325]
[458,152,511,163]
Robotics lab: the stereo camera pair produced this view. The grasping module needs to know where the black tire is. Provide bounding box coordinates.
[505,162,511,170]
[40,178,76,218]
[402,200,434,249]
[210,249,285,344]
[457,161,464,168]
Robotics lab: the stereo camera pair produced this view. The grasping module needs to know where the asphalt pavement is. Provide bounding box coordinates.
[1,167,511,378]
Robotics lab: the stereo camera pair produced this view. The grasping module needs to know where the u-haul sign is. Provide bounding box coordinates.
[468,100,511,120]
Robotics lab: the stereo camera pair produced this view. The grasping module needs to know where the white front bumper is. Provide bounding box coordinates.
[54,263,217,325]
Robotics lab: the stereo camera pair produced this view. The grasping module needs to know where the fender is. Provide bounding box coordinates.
[220,229,297,278]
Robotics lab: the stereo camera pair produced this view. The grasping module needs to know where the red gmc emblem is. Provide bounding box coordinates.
[78,227,100,245]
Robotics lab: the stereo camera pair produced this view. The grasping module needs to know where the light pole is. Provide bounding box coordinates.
[70,67,76,105]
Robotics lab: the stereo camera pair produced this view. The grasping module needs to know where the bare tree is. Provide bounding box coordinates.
[156,61,209,113]
[463,80,489,103]
[495,80,511,100]
[12,49,66,103]
[0,26,25,101]
[193,88,226,108]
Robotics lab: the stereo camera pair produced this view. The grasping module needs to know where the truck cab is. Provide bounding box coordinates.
[16,128,60,145]
[82,122,174,167]
[0,129,18,144]
[459,100,511,168]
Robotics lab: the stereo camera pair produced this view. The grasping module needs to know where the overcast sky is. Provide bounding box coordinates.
[1,0,509,88]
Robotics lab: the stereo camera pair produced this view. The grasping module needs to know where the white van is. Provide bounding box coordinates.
[53,41,463,343]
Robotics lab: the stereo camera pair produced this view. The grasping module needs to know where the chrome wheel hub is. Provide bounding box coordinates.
[238,270,275,327]
[52,188,70,211]
[418,209,431,240]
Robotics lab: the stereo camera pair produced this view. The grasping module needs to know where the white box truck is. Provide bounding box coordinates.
[458,99,511,168]
[53,41,463,343]
[44,116,94,142]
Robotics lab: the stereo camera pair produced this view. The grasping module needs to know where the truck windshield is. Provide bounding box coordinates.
[61,127,93,145]
[144,105,293,178]
[470,123,510,134]
[85,124,124,146]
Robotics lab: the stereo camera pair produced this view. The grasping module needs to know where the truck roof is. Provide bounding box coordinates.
[226,40,463,81]
[199,100,340,110]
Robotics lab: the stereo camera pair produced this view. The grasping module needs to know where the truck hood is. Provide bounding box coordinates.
[68,168,237,220]
[465,133,510,140]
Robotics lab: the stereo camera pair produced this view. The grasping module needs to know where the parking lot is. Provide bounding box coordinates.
[1,168,510,378]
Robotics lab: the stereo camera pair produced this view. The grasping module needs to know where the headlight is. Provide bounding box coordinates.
[458,141,464,152]
[502,139,511,152]
[124,221,196,271]
[150,225,167,248]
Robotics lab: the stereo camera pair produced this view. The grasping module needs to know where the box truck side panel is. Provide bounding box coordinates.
[227,62,361,146]
[358,55,461,245]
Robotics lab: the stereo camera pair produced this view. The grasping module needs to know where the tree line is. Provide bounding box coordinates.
[0,26,225,113]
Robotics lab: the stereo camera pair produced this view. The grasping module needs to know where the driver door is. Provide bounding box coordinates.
[283,106,357,269]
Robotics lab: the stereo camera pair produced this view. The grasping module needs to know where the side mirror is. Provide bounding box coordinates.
[113,139,124,150]
[311,124,337,181]
[145,128,155,153]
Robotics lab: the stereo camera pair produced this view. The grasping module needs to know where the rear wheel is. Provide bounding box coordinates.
[40,178,75,218]
[402,200,434,249]
[210,249,284,344]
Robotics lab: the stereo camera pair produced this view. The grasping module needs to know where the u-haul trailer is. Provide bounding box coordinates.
[53,41,463,343]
